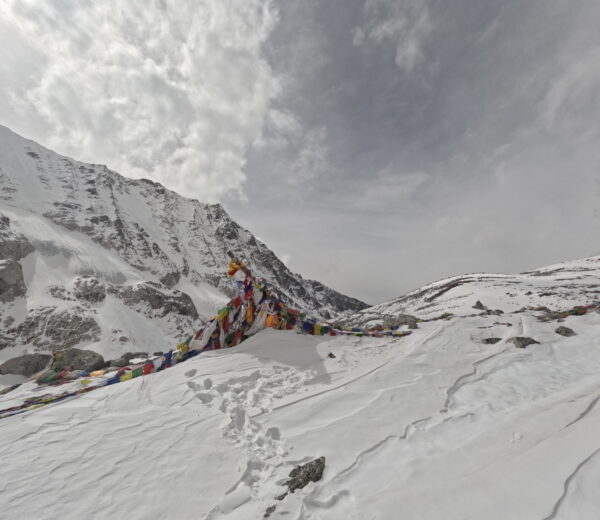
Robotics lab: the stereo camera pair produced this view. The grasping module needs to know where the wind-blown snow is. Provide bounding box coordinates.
[0,124,366,358]
[2,307,600,518]
[2,125,600,519]
[341,254,600,326]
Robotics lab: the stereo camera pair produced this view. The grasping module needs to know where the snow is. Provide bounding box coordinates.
[3,125,600,517]
[3,308,600,519]
[342,255,600,325]
[0,124,364,361]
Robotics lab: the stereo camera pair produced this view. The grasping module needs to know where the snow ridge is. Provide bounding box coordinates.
[0,125,366,358]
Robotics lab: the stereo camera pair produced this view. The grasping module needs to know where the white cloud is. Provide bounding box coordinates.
[0,0,280,202]
[288,126,332,186]
[280,253,291,267]
[353,0,433,72]
[540,47,600,141]
[358,169,429,210]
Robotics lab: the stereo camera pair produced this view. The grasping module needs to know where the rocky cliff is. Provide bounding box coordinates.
[0,125,366,359]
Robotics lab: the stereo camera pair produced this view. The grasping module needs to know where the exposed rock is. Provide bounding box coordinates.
[0,260,27,302]
[507,337,540,349]
[0,353,52,376]
[52,348,105,372]
[48,285,75,301]
[286,457,326,493]
[160,271,180,288]
[1,127,371,330]
[8,307,101,351]
[109,351,149,367]
[108,282,198,319]
[268,457,326,516]
[482,338,502,344]
[382,313,418,330]
[555,326,576,337]
[473,300,486,310]
[72,276,106,303]
[535,310,563,322]
[0,214,35,261]
[533,306,552,313]
[481,309,504,316]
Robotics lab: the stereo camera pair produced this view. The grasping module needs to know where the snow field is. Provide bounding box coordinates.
[2,312,600,519]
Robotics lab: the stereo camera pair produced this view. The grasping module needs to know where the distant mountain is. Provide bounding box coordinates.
[0,125,366,359]
[338,256,600,327]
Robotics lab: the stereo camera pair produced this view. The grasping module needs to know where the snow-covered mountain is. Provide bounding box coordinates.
[338,255,600,328]
[2,261,600,519]
[0,125,366,360]
[4,123,600,519]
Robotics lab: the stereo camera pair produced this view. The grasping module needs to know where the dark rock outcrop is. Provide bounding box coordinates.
[0,353,52,376]
[109,351,149,367]
[555,326,576,337]
[507,337,540,349]
[0,260,27,302]
[72,277,106,303]
[482,337,502,344]
[108,282,198,319]
[266,457,326,517]
[383,314,418,330]
[286,457,326,493]
[159,271,180,288]
[481,309,504,316]
[52,348,105,372]
[0,214,34,261]
[7,308,101,351]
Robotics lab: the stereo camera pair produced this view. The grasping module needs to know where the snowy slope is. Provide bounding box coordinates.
[339,255,600,326]
[0,125,366,359]
[2,307,600,519]
[3,125,600,519]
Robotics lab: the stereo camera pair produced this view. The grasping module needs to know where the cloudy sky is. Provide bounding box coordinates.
[1,0,599,304]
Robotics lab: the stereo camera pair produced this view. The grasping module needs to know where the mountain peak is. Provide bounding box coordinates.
[0,125,367,358]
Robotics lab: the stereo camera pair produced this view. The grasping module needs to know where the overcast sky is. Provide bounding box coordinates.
[1,0,599,304]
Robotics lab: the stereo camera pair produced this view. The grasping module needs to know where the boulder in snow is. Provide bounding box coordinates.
[286,456,326,493]
[382,314,418,330]
[479,308,505,316]
[110,352,149,367]
[53,348,105,372]
[0,353,52,376]
[268,456,326,515]
[507,337,539,349]
[555,326,576,337]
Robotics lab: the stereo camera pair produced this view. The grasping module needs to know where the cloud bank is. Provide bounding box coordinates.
[0,0,278,201]
[2,0,600,304]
